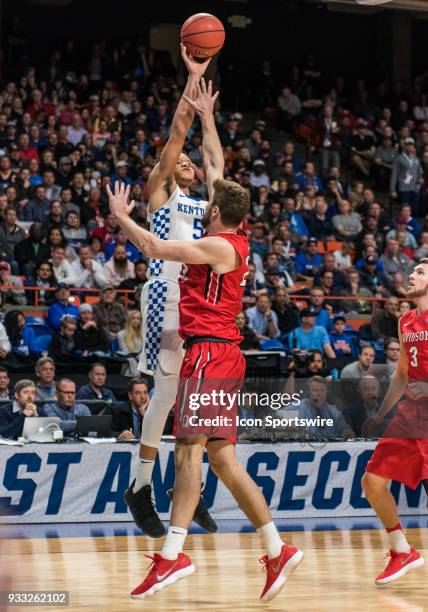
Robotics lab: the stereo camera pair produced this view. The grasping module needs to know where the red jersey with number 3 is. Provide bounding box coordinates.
[400,308,428,380]
[178,230,249,343]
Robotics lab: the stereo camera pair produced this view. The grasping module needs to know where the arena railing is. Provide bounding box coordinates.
[0,285,137,309]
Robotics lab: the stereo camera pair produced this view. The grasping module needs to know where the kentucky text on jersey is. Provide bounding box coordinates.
[177,202,206,217]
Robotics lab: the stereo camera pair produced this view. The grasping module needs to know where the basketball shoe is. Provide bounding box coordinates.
[167,486,217,533]
[124,482,165,538]
[259,544,304,602]
[375,548,424,585]
[130,553,195,598]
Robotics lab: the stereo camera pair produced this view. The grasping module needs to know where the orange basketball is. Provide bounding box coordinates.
[181,13,225,60]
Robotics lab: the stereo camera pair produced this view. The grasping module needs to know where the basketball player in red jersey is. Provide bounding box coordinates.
[361,259,428,585]
[107,80,303,603]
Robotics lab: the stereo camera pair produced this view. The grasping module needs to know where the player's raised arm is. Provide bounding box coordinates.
[183,78,224,200]
[148,45,211,208]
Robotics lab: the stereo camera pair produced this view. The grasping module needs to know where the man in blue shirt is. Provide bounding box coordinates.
[298,376,354,439]
[308,287,332,330]
[76,363,117,404]
[47,283,79,331]
[288,309,335,357]
[43,378,90,436]
[295,238,324,284]
[104,229,141,263]
[296,162,323,193]
[328,315,359,358]
[246,294,280,340]
[0,379,38,440]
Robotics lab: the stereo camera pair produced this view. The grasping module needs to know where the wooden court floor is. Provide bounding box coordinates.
[3,528,428,611]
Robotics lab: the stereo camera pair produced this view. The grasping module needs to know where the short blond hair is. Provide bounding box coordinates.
[213,178,250,226]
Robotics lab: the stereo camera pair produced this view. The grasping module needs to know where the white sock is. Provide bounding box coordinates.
[257,521,283,559]
[162,526,187,560]
[133,459,155,493]
[387,523,411,553]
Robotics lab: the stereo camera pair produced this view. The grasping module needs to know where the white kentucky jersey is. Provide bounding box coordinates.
[148,185,207,282]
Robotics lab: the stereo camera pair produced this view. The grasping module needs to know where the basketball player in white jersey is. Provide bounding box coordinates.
[124,44,216,537]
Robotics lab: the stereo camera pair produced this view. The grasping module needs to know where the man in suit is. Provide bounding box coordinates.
[113,378,150,441]
[0,379,38,440]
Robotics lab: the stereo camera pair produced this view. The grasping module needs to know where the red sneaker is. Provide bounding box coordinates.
[375,548,424,586]
[130,552,195,598]
[259,544,304,602]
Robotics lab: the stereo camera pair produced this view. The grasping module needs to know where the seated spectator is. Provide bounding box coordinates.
[3,310,37,356]
[370,297,399,341]
[104,229,141,263]
[76,362,117,404]
[328,315,359,357]
[50,245,76,286]
[287,309,335,357]
[43,378,90,436]
[250,159,271,189]
[295,238,323,285]
[386,214,418,249]
[0,261,26,305]
[332,200,362,241]
[74,303,110,355]
[297,376,354,439]
[24,260,57,306]
[91,212,119,251]
[246,294,280,341]
[14,222,43,277]
[308,287,332,329]
[343,376,389,437]
[117,310,143,355]
[380,237,412,281]
[272,287,300,340]
[283,197,309,238]
[48,316,77,359]
[271,236,296,278]
[359,255,391,296]
[307,197,335,240]
[34,356,57,402]
[339,269,373,314]
[70,244,107,289]
[236,311,260,350]
[118,259,148,309]
[104,245,135,286]
[249,221,270,260]
[45,200,63,231]
[0,207,25,270]
[340,345,376,379]
[350,120,376,177]
[333,242,353,270]
[0,379,38,440]
[47,283,79,331]
[264,267,288,296]
[93,285,127,339]
[0,366,10,398]
[22,185,50,222]
[314,253,347,291]
[112,378,150,441]
[259,201,285,233]
[399,301,412,316]
[398,204,421,241]
[296,162,322,193]
[62,210,88,253]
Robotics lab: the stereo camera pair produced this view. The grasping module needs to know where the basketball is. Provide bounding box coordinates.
[181,13,225,60]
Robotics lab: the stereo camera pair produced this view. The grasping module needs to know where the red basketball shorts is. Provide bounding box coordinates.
[173,341,246,442]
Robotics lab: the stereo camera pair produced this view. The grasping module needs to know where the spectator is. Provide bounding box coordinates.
[359,255,391,296]
[50,245,76,286]
[62,210,88,252]
[370,297,400,341]
[67,112,88,146]
[14,222,43,276]
[46,200,64,231]
[0,261,26,305]
[295,238,323,284]
[43,378,90,436]
[386,214,418,249]
[91,213,119,251]
[343,376,387,437]
[317,104,341,176]
[25,260,57,306]
[104,245,135,286]
[390,137,422,216]
[332,200,362,241]
[296,162,323,193]
[297,376,354,439]
[339,269,373,314]
[76,362,117,404]
[272,287,300,339]
[3,310,37,356]
[380,237,412,281]
[117,310,143,355]
[0,207,26,269]
[34,356,57,402]
[277,86,301,132]
[0,319,11,358]
[118,259,148,309]
[307,197,335,240]
[49,316,77,359]
[328,315,359,358]
[43,170,62,203]
[350,120,376,177]
[23,185,50,222]
[111,160,132,187]
[47,283,79,331]
[398,204,422,241]
[379,336,400,377]
[314,253,347,291]
[104,229,141,263]
[340,345,376,379]
[236,311,260,350]
[0,366,11,398]
[112,378,150,441]
[246,294,280,341]
[0,379,38,440]
[287,309,335,357]
[250,160,271,189]
[74,303,110,356]
[93,285,127,339]
[70,244,107,289]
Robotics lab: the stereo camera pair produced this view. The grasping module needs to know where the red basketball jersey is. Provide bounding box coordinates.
[400,308,428,380]
[178,230,249,343]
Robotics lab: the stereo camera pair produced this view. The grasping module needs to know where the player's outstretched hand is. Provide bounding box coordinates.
[183,78,219,118]
[107,181,135,218]
[181,43,211,78]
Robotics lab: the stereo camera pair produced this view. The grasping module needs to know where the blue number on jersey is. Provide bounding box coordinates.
[193,218,204,240]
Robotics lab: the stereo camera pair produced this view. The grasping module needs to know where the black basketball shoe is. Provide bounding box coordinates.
[167,486,218,533]
[124,480,166,538]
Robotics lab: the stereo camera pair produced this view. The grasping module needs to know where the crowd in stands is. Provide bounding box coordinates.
[0,37,426,440]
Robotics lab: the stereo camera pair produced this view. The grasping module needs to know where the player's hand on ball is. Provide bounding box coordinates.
[183,78,219,117]
[180,43,211,77]
[107,181,135,218]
